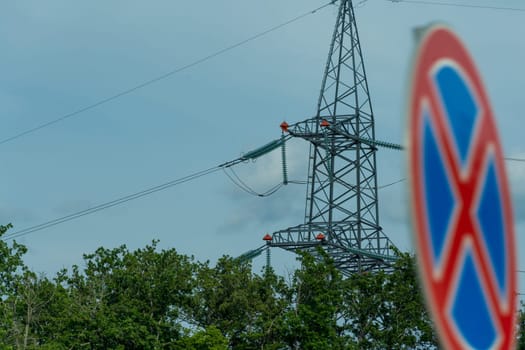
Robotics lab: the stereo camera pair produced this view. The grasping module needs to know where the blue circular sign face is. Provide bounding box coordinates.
[407,25,517,349]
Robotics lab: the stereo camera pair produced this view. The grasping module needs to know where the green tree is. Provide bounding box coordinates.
[175,326,228,350]
[516,302,525,350]
[0,224,447,349]
[341,252,437,349]
[44,241,196,349]
[0,223,30,349]
[189,257,289,349]
[281,249,345,350]
[4,271,68,350]
[246,268,289,349]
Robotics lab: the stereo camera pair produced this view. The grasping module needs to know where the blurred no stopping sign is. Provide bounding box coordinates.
[407,25,517,349]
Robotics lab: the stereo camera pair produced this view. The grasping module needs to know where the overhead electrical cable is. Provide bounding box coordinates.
[387,0,525,12]
[355,0,370,8]
[3,166,223,241]
[504,157,525,162]
[4,129,525,240]
[360,154,525,191]
[324,132,525,163]
[0,1,335,146]
[3,137,291,240]
[223,167,284,197]
[288,180,308,185]
[377,178,406,189]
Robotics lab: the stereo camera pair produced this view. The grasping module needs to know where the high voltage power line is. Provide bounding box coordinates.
[3,166,222,241]
[505,157,525,162]
[0,1,335,146]
[359,156,525,191]
[6,153,523,241]
[387,0,525,12]
[3,136,293,241]
[4,126,524,241]
[5,131,525,241]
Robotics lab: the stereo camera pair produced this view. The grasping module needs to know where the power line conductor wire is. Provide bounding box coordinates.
[0,1,336,146]
[3,166,222,241]
[387,0,525,12]
[222,167,283,197]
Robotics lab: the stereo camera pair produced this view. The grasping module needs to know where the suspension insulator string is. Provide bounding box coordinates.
[281,132,289,185]
[266,245,272,271]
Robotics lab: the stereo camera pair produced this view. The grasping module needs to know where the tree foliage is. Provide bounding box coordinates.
[517,302,525,350]
[341,251,436,349]
[2,223,523,349]
[281,250,343,349]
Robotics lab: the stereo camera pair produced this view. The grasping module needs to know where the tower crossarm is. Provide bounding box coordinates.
[286,116,403,151]
[269,224,397,274]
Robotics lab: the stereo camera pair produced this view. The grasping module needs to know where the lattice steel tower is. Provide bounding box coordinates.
[269,0,397,274]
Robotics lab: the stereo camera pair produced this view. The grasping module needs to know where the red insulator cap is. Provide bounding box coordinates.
[316,233,326,240]
[280,121,289,132]
[320,120,330,127]
[263,234,273,241]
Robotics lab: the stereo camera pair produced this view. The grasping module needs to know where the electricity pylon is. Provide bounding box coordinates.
[268,0,397,274]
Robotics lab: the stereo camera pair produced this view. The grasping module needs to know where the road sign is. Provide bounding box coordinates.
[407,26,517,349]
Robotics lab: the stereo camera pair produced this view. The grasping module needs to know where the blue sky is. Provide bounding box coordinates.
[2,0,525,289]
